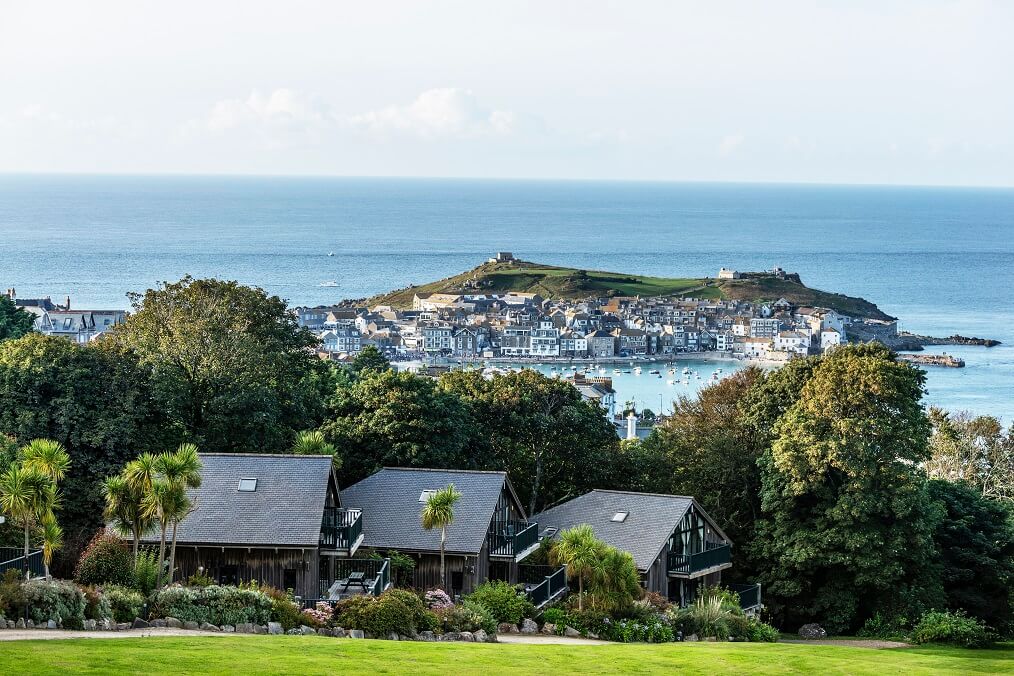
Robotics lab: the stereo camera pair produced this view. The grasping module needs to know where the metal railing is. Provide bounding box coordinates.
[728,583,762,610]
[488,520,539,558]
[319,508,363,551]
[521,564,567,608]
[0,548,45,578]
[667,543,731,575]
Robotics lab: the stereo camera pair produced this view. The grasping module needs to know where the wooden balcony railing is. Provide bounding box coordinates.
[0,548,45,578]
[487,520,539,559]
[667,543,731,576]
[319,507,363,551]
[520,564,568,608]
[728,583,762,610]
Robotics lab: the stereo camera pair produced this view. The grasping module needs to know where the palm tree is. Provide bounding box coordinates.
[38,511,63,579]
[550,524,603,611]
[589,546,641,612]
[103,473,153,560]
[158,443,202,584]
[20,439,70,482]
[0,465,54,576]
[420,484,462,590]
[142,478,174,585]
[291,430,341,469]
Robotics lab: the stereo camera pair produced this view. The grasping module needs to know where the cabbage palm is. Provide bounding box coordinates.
[38,511,63,579]
[20,439,71,482]
[550,524,603,611]
[588,546,641,612]
[420,484,462,589]
[103,473,153,560]
[292,430,341,469]
[158,443,202,584]
[0,464,54,576]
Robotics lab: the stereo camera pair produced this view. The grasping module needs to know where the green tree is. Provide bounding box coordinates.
[158,443,203,584]
[420,484,462,589]
[322,369,474,483]
[0,295,34,342]
[589,546,642,613]
[38,511,63,579]
[550,524,603,611]
[109,277,327,453]
[641,367,765,575]
[440,369,620,514]
[753,344,942,633]
[102,473,152,560]
[0,438,69,575]
[0,334,163,569]
[928,479,1014,634]
[348,346,391,378]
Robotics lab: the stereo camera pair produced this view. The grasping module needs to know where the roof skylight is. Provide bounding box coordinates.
[611,511,628,522]
[238,478,258,492]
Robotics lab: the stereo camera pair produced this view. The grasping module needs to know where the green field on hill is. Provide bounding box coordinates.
[2,636,1010,675]
[366,260,894,320]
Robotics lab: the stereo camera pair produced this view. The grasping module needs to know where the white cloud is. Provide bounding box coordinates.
[348,88,515,138]
[718,134,745,157]
[204,89,330,132]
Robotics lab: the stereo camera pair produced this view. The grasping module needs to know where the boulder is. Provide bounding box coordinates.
[349,629,365,639]
[333,627,347,638]
[520,618,538,634]
[300,625,317,636]
[151,619,166,628]
[222,625,235,633]
[443,632,463,642]
[387,632,399,641]
[15,618,25,629]
[83,619,97,630]
[459,631,474,642]
[563,626,581,638]
[117,623,130,631]
[686,633,699,642]
[199,623,220,632]
[132,618,150,630]
[268,622,284,635]
[317,628,332,637]
[541,622,556,635]
[497,622,518,634]
[183,621,199,631]
[587,632,599,640]
[103,618,117,631]
[257,625,268,635]
[798,623,826,640]
[473,629,490,643]
[47,619,58,629]
[234,622,255,634]
[8,620,15,629]
[416,631,435,642]
[286,628,300,635]
[166,617,183,629]
[27,620,34,629]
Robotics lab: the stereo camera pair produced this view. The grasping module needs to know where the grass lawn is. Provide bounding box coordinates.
[2,636,1011,675]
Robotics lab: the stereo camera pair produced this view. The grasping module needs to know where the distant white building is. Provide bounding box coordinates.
[718,268,741,280]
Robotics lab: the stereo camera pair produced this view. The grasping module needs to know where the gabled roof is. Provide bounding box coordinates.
[141,453,335,548]
[533,489,729,571]
[340,468,522,555]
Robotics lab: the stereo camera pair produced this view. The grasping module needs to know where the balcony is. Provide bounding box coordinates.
[667,543,731,577]
[519,564,568,608]
[319,507,363,555]
[487,521,540,561]
[728,582,762,612]
[0,548,44,578]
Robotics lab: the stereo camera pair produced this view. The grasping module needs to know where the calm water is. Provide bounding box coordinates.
[1,175,1012,419]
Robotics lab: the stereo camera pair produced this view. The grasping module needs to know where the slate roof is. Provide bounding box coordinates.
[339,468,516,555]
[533,490,718,571]
[141,453,334,548]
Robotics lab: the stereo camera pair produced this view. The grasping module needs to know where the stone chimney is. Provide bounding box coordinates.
[65,296,71,310]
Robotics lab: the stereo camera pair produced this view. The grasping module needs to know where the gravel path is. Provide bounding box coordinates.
[0,627,228,641]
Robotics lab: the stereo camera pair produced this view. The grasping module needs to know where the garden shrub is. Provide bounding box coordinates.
[74,530,134,588]
[858,612,910,640]
[301,602,333,628]
[150,585,272,626]
[132,550,160,596]
[912,610,992,648]
[541,607,570,627]
[20,579,86,629]
[460,599,497,634]
[360,593,414,636]
[81,586,112,621]
[745,618,780,643]
[0,569,24,617]
[423,589,453,610]
[334,595,374,630]
[383,588,438,632]
[186,572,215,588]
[433,601,497,634]
[601,616,675,643]
[466,580,534,625]
[103,585,145,623]
[261,586,303,630]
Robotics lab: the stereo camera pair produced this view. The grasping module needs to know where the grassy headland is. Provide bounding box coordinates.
[365,259,895,321]
[1,635,1009,675]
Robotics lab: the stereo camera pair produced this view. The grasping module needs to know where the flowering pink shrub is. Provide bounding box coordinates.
[424,589,453,610]
[301,601,333,627]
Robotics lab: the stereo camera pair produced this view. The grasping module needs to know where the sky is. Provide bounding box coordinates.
[1,1,1013,186]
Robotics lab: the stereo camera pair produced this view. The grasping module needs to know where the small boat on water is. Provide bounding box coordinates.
[327,252,335,257]
[319,281,339,287]
[649,369,660,375]
[633,367,643,374]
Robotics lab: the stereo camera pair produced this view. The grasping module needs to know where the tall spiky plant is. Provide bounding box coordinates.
[103,473,153,560]
[158,443,202,584]
[550,524,603,611]
[38,511,63,578]
[421,484,462,589]
[292,430,341,469]
[0,439,67,577]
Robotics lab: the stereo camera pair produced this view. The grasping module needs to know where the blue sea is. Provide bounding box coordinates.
[1,175,1012,420]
